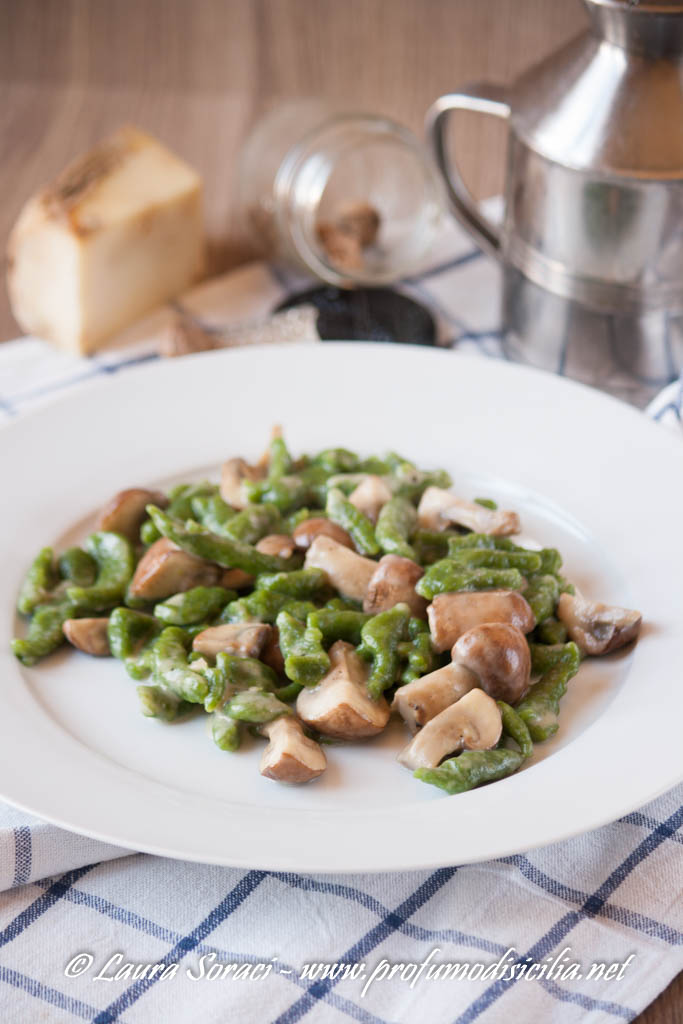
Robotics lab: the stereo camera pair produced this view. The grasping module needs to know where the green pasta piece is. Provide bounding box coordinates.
[204,652,277,712]
[517,642,581,741]
[58,547,97,588]
[139,519,161,546]
[307,609,372,647]
[447,548,542,573]
[12,600,70,665]
[151,626,209,704]
[153,586,235,626]
[268,435,294,481]
[415,749,525,794]
[210,709,243,751]
[326,488,379,556]
[276,609,330,687]
[375,497,417,559]
[219,591,316,625]
[17,547,58,615]
[167,481,218,521]
[534,617,568,646]
[474,497,498,510]
[108,608,160,660]
[137,684,191,721]
[497,701,533,758]
[224,687,293,724]
[254,568,329,601]
[523,574,561,624]
[357,602,411,699]
[190,493,236,536]
[147,506,287,576]
[397,631,438,686]
[416,561,525,601]
[66,532,137,613]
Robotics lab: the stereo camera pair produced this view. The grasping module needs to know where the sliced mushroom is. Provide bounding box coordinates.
[255,534,297,560]
[427,590,535,652]
[63,617,110,656]
[363,554,427,618]
[297,640,390,739]
[417,486,520,536]
[259,717,327,783]
[219,457,264,510]
[95,487,168,541]
[392,661,477,734]
[452,622,531,704]
[192,623,272,659]
[557,592,642,655]
[292,517,354,551]
[304,535,377,603]
[129,537,221,600]
[398,688,502,770]
[220,568,254,590]
[348,475,393,524]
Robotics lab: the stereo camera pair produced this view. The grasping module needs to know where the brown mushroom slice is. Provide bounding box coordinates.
[63,617,110,656]
[363,554,427,618]
[398,688,502,770]
[557,593,642,655]
[292,517,354,551]
[129,537,221,600]
[259,717,327,783]
[348,475,393,524]
[428,590,535,652]
[417,486,520,535]
[255,534,298,560]
[220,568,255,590]
[304,535,377,603]
[95,487,168,541]
[392,662,478,734]
[297,640,390,740]
[219,457,264,510]
[452,622,531,704]
[192,623,272,659]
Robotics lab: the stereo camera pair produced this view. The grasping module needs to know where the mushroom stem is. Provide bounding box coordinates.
[392,662,478,734]
[417,486,520,536]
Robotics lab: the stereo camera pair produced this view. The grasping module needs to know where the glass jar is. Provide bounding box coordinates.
[237,101,444,287]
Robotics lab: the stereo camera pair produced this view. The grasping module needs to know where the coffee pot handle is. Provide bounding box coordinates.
[426,84,510,257]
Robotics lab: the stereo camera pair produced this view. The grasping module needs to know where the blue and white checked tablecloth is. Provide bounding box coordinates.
[0,209,682,1024]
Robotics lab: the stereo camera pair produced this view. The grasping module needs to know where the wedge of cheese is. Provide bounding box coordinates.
[7,125,205,354]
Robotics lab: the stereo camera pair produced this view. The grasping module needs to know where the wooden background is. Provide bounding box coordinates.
[0,4,681,1014]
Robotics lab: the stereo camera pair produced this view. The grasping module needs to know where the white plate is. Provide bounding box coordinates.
[1,342,682,872]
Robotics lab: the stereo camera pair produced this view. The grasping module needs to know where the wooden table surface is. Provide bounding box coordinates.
[0,2,681,1018]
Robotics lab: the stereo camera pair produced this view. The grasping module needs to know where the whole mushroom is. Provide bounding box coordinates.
[292,517,354,551]
[557,593,642,655]
[348,475,393,523]
[192,623,272,659]
[398,688,502,770]
[96,487,168,541]
[128,538,222,600]
[393,621,531,733]
[63,617,110,656]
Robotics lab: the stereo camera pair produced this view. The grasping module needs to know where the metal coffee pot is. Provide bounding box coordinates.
[427,0,683,404]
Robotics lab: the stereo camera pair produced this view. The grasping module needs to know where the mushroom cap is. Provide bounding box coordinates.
[417,486,520,536]
[398,688,502,770]
[192,623,272,659]
[557,592,642,656]
[292,517,354,551]
[427,590,535,652]
[348,475,393,524]
[220,568,254,590]
[304,535,377,603]
[452,622,531,704]
[392,661,478,734]
[363,554,427,618]
[255,534,298,560]
[297,640,390,740]
[259,717,327,784]
[63,617,110,656]
[95,487,168,541]
[129,537,221,600]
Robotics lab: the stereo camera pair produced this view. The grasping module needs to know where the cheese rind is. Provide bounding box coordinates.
[7,126,205,354]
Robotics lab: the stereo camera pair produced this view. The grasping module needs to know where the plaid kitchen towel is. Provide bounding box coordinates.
[0,208,682,1023]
